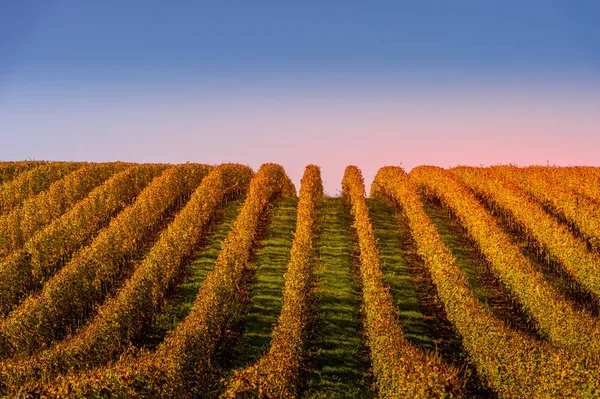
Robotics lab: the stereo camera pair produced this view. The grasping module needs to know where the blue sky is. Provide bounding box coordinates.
[1,1,599,193]
[3,1,599,74]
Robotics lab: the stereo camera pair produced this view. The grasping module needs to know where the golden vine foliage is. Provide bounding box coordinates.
[0,162,128,256]
[410,166,600,355]
[0,164,254,394]
[0,164,165,316]
[0,164,211,358]
[540,166,600,202]
[371,166,600,398]
[0,162,83,215]
[492,165,600,250]
[453,166,600,301]
[343,166,461,398]
[26,164,166,282]
[0,161,46,185]
[223,164,322,398]
[42,163,295,398]
[2,162,599,398]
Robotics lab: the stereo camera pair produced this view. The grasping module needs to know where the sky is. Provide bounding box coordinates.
[1,1,599,194]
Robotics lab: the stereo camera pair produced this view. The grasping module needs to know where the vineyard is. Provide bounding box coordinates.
[0,161,598,398]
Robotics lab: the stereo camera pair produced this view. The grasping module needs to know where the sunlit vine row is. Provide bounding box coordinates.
[0,161,46,185]
[0,164,164,316]
[540,166,600,203]
[26,164,166,282]
[0,162,83,215]
[492,165,600,250]
[343,166,461,398]
[42,163,295,398]
[223,164,322,398]
[0,162,127,256]
[410,166,600,355]
[453,166,600,300]
[0,164,211,359]
[372,166,600,398]
[0,164,253,394]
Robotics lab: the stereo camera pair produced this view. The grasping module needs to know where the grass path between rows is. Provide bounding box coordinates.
[476,194,600,316]
[304,197,373,399]
[230,196,299,370]
[141,199,243,347]
[422,199,541,339]
[365,198,433,350]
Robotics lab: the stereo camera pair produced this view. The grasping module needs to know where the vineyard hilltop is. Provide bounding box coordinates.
[0,161,598,398]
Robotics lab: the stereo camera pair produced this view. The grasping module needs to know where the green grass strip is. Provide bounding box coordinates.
[305,197,373,399]
[422,201,489,303]
[232,196,299,369]
[147,199,244,344]
[422,200,537,337]
[365,198,433,351]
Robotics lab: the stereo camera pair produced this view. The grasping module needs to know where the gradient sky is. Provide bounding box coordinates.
[1,1,599,194]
